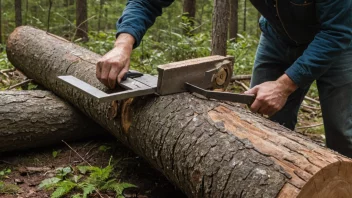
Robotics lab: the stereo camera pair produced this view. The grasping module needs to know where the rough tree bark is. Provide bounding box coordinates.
[0,0,2,46]
[243,0,247,32]
[97,0,105,33]
[211,0,230,56]
[7,26,352,198]
[0,90,103,153]
[15,0,22,27]
[229,0,239,40]
[76,0,88,41]
[182,0,196,35]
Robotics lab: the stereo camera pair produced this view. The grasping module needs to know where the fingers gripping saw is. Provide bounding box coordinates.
[58,55,255,105]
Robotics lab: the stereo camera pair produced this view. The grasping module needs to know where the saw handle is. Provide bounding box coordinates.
[122,70,144,81]
[185,82,256,105]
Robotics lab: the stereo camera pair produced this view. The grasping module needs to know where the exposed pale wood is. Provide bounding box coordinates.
[230,74,252,81]
[304,96,320,105]
[301,104,321,111]
[297,123,324,130]
[234,80,250,91]
[7,26,352,198]
[208,105,352,197]
[6,79,32,90]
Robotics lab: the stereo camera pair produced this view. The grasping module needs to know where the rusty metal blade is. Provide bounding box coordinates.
[185,82,255,105]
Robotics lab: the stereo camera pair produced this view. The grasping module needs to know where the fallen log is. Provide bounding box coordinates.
[7,26,352,198]
[0,90,102,152]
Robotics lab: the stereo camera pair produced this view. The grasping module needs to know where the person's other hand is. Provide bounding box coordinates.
[245,74,297,116]
[96,33,135,89]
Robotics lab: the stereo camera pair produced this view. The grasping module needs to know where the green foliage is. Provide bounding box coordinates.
[228,34,259,75]
[0,169,19,195]
[101,180,135,197]
[0,48,13,70]
[51,180,76,198]
[0,169,11,179]
[0,181,19,194]
[52,150,62,158]
[39,163,136,198]
[39,177,62,189]
[98,145,111,152]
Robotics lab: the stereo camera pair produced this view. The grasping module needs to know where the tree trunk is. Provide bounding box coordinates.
[97,0,105,33]
[229,0,238,40]
[211,0,230,56]
[7,26,352,198]
[15,0,22,27]
[0,90,103,153]
[243,0,247,32]
[76,0,88,41]
[0,0,2,46]
[182,0,196,35]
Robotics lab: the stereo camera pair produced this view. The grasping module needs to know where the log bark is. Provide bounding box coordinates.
[7,26,352,198]
[0,90,102,153]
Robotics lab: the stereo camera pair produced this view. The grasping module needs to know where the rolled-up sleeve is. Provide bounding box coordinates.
[285,0,352,88]
[116,0,174,49]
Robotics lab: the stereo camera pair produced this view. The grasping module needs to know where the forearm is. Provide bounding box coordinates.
[114,33,135,48]
[276,74,298,95]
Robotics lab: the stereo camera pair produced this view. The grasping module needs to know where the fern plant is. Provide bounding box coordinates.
[39,162,136,198]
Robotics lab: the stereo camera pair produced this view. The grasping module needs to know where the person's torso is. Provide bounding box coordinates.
[251,0,320,46]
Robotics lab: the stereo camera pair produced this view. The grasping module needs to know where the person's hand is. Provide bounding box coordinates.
[244,74,298,116]
[96,33,135,89]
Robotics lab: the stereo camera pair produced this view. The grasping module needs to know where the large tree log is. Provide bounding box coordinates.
[0,90,102,152]
[7,26,352,198]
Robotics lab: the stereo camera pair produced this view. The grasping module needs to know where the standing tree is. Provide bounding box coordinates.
[97,0,105,32]
[211,0,230,55]
[0,0,2,46]
[182,0,196,35]
[76,0,88,41]
[243,0,247,32]
[15,0,22,27]
[24,0,28,25]
[229,0,239,40]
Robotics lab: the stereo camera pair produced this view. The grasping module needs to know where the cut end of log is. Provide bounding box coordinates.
[298,161,352,198]
[208,105,352,197]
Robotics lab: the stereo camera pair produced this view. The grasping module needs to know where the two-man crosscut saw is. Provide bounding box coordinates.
[58,55,255,105]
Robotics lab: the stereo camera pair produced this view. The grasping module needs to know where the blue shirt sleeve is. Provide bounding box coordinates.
[285,0,352,88]
[116,0,174,49]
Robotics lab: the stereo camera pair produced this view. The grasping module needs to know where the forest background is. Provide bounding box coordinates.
[0,0,323,135]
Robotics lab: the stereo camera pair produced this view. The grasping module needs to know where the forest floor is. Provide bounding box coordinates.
[0,70,325,198]
[0,136,186,198]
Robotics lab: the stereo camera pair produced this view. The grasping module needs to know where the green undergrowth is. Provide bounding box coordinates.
[0,47,13,71]
[39,157,135,198]
[0,168,19,195]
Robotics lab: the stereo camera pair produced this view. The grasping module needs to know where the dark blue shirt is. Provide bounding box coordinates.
[116,0,352,88]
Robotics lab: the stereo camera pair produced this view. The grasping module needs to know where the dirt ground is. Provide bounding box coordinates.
[0,136,186,198]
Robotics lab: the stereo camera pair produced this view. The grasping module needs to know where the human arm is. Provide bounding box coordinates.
[285,0,352,87]
[245,0,352,116]
[96,0,174,88]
